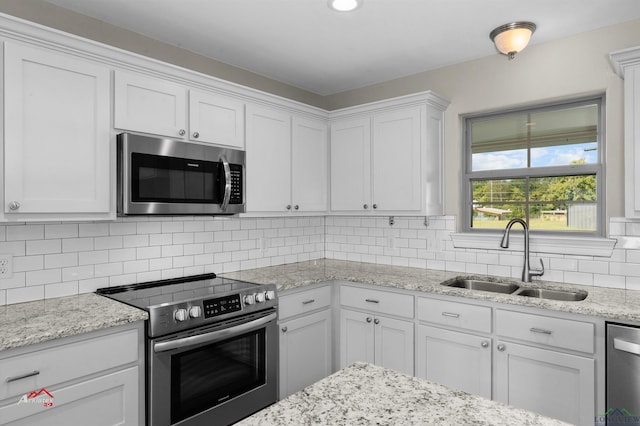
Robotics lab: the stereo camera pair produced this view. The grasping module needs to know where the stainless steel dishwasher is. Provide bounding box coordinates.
[607,323,640,424]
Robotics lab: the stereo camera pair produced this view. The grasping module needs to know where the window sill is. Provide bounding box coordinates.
[450,232,617,257]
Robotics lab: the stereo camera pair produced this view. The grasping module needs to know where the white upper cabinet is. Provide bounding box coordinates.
[372,107,422,211]
[330,118,371,212]
[188,90,245,149]
[292,116,328,212]
[114,70,187,139]
[245,104,292,212]
[611,46,640,218]
[246,104,328,214]
[329,93,448,215]
[114,71,245,148]
[3,41,112,220]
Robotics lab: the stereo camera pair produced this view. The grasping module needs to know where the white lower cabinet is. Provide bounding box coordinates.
[339,285,414,375]
[495,340,594,426]
[0,323,144,426]
[415,325,492,399]
[340,310,414,375]
[278,285,333,399]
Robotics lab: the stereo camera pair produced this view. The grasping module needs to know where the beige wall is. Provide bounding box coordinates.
[326,19,640,223]
[0,0,325,107]
[1,0,638,227]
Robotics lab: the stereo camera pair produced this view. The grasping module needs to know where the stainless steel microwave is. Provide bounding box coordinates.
[117,133,245,215]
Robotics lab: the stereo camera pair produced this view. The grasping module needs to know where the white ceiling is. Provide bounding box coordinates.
[43,0,640,96]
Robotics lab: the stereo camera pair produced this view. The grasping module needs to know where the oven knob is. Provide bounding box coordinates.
[255,292,265,303]
[265,290,276,301]
[189,306,202,318]
[174,308,188,322]
[244,294,255,305]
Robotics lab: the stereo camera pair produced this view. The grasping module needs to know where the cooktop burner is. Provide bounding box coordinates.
[97,273,277,338]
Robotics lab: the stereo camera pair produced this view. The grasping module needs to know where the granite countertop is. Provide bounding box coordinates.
[0,293,148,352]
[222,259,640,323]
[237,362,567,426]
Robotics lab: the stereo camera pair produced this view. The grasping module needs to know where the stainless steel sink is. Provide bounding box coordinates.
[442,279,520,294]
[514,288,588,301]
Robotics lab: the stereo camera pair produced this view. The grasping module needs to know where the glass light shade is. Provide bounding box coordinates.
[328,0,361,12]
[490,22,536,60]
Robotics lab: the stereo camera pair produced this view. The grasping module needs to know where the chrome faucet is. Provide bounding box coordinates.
[500,218,544,283]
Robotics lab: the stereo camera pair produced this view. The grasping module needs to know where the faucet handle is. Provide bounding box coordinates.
[530,258,545,277]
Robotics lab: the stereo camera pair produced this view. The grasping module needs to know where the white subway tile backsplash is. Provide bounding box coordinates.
[26,269,62,286]
[26,239,61,255]
[7,285,44,304]
[45,224,78,239]
[7,225,44,241]
[45,253,78,269]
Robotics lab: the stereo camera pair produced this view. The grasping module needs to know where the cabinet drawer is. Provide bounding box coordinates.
[495,309,594,353]
[417,297,491,334]
[279,285,331,320]
[340,285,413,318]
[0,328,139,400]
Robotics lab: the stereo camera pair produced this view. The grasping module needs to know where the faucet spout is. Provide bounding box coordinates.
[500,218,544,283]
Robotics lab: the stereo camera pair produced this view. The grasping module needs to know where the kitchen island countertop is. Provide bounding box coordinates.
[237,362,568,426]
[222,258,640,323]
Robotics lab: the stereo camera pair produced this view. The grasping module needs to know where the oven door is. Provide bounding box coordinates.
[149,309,278,426]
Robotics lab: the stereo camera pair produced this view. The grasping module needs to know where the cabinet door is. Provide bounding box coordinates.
[189,90,244,149]
[0,366,139,426]
[340,309,375,368]
[495,340,595,425]
[292,116,327,212]
[279,309,332,399]
[245,105,291,212]
[4,42,111,215]
[114,70,187,139]
[330,118,371,212]
[415,325,491,399]
[374,315,414,375]
[372,106,422,211]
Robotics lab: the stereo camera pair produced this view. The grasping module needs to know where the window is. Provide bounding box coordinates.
[462,96,604,236]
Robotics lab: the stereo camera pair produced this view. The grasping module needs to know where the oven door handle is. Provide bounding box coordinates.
[153,312,276,353]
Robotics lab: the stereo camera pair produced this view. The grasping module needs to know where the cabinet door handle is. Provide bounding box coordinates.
[441,312,460,318]
[374,318,380,325]
[8,201,20,211]
[497,343,506,352]
[281,326,288,333]
[178,129,186,136]
[302,299,315,305]
[481,341,489,348]
[363,204,369,209]
[366,317,372,323]
[192,131,200,138]
[365,299,379,304]
[6,370,40,383]
[294,205,299,210]
[372,204,377,209]
[286,205,292,210]
[530,327,553,335]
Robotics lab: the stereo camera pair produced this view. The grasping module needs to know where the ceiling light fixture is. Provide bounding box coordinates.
[489,22,536,60]
[328,0,362,12]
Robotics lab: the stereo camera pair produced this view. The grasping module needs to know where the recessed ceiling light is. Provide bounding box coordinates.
[328,0,363,12]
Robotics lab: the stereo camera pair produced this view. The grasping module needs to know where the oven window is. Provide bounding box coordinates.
[171,329,266,424]
[131,153,221,203]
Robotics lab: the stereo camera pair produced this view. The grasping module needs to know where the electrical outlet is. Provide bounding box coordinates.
[0,254,13,279]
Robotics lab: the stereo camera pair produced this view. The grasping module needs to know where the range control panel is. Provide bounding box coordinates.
[204,294,242,318]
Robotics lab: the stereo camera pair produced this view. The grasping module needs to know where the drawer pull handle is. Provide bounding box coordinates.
[6,370,40,383]
[365,299,379,304]
[366,317,372,323]
[442,312,460,318]
[302,299,315,305]
[530,327,553,335]
[374,318,380,325]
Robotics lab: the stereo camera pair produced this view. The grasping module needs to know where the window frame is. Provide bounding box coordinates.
[461,95,606,237]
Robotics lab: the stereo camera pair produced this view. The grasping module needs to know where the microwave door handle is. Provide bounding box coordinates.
[153,311,276,353]
[220,156,232,211]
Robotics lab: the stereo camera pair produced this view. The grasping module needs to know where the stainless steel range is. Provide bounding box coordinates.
[97,273,278,426]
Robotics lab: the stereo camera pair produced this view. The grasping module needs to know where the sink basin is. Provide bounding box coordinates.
[514,288,588,301]
[442,279,520,294]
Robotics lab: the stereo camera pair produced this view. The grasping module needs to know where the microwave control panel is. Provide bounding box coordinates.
[229,164,243,204]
